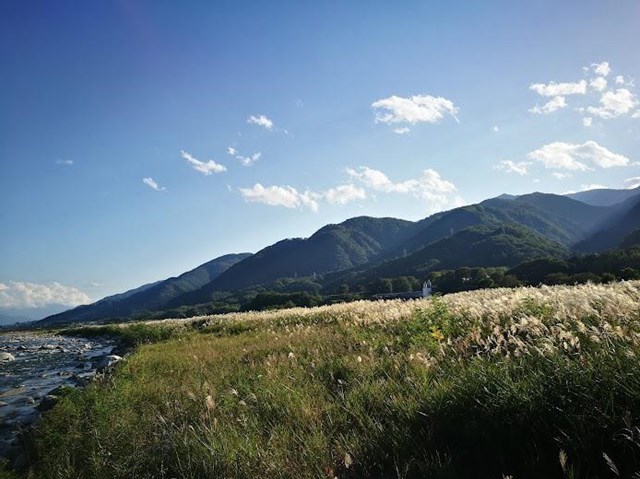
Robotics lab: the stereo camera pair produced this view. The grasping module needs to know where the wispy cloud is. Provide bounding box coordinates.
[56,159,74,166]
[552,172,571,180]
[529,80,587,97]
[181,150,227,175]
[238,181,366,212]
[247,114,275,130]
[142,177,166,192]
[371,94,459,129]
[0,281,90,308]
[529,96,567,114]
[226,147,261,166]
[527,141,631,171]
[493,160,531,175]
[393,127,411,135]
[239,184,320,212]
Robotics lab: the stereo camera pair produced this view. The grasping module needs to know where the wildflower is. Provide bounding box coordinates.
[431,328,445,342]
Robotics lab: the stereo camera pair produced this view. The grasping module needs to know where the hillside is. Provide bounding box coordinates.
[175,217,417,304]
[38,253,251,326]
[330,223,566,288]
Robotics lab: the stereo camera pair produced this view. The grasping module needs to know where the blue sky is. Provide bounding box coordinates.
[1,0,639,311]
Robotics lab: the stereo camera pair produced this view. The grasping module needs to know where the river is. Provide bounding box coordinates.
[0,332,115,464]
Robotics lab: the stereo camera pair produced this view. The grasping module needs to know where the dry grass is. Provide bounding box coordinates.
[26,281,640,478]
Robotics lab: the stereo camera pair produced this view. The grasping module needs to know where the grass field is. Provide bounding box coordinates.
[17,281,640,478]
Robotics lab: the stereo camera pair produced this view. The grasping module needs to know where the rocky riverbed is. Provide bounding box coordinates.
[0,332,118,465]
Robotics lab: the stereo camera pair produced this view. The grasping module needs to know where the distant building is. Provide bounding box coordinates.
[422,280,432,298]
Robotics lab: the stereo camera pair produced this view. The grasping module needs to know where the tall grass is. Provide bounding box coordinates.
[25,281,640,478]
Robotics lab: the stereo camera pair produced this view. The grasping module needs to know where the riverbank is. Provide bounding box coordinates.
[15,281,640,478]
[0,333,115,468]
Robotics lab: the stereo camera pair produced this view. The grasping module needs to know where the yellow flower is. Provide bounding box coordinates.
[431,327,445,342]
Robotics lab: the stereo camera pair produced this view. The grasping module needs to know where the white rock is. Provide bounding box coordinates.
[95,354,123,371]
[0,352,15,362]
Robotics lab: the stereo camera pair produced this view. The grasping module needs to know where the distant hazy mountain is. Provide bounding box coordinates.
[566,186,640,207]
[0,304,77,325]
[37,253,251,326]
[576,196,640,252]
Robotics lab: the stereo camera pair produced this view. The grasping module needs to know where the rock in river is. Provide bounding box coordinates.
[94,354,123,371]
[0,352,15,362]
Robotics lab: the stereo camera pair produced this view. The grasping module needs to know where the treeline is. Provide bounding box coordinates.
[101,246,640,318]
[406,247,640,295]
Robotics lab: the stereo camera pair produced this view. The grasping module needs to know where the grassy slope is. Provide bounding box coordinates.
[23,282,640,478]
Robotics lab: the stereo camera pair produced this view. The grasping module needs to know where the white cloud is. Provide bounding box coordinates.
[587,88,637,118]
[239,184,319,212]
[347,166,462,213]
[142,177,166,192]
[625,177,640,189]
[592,61,611,77]
[528,62,639,121]
[529,96,567,114]
[323,184,367,205]
[589,77,608,92]
[493,160,531,175]
[632,110,640,119]
[239,182,366,212]
[527,141,630,171]
[493,125,499,132]
[247,114,275,130]
[552,172,571,180]
[226,147,261,166]
[393,127,411,135]
[580,183,608,192]
[529,80,587,97]
[55,159,74,166]
[614,75,634,87]
[371,94,459,126]
[240,168,460,214]
[0,281,91,309]
[583,117,593,127]
[236,152,261,167]
[181,150,227,175]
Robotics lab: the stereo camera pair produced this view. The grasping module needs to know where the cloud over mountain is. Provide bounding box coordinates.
[0,281,90,309]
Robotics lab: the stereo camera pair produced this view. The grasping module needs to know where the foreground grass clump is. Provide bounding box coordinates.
[28,282,640,478]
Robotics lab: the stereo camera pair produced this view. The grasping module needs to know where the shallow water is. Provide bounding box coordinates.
[0,332,114,460]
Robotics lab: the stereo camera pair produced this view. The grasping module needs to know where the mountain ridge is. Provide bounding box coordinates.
[36,188,640,326]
